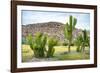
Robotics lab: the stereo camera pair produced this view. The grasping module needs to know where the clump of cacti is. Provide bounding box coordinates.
[46,37,58,58]
[26,32,47,58]
[75,30,90,52]
[26,32,58,58]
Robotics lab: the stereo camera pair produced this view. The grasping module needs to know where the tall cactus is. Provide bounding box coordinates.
[64,15,77,52]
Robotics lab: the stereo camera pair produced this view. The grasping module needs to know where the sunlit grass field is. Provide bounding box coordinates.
[22,45,90,62]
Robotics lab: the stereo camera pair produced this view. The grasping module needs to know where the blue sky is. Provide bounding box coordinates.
[22,10,90,30]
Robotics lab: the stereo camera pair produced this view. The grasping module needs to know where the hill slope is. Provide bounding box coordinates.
[22,22,82,42]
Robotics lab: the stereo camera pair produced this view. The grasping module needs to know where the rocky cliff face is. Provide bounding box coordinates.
[22,22,82,42]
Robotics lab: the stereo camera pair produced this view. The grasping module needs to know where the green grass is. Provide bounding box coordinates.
[54,46,77,54]
[22,45,90,62]
[54,52,89,60]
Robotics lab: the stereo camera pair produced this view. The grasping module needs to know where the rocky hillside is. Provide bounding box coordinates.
[22,22,83,42]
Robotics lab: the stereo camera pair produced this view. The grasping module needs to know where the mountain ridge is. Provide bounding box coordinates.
[22,22,83,42]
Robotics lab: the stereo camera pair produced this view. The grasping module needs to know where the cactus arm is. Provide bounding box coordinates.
[69,15,73,31]
[73,18,77,29]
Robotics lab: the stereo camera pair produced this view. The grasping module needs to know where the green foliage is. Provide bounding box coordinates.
[64,15,77,52]
[46,37,58,58]
[26,32,58,58]
[75,34,83,52]
[83,30,90,47]
[26,32,47,58]
[26,33,33,48]
[75,30,90,52]
[55,52,90,60]
[86,36,90,47]
[81,30,90,52]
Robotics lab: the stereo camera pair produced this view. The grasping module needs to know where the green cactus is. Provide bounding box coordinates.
[75,29,90,52]
[64,15,77,52]
[26,32,59,58]
[46,37,58,58]
[81,29,89,52]
[75,34,83,52]
[26,32,47,58]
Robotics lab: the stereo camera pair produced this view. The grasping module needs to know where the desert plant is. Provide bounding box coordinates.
[64,15,77,52]
[81,30,89,52]
[26,32,59,58]
[26,32,47,58]
[75,34,83,52]
[75,30,90,52]
[26,33,33,47]
[86,36,90,47]
[46,37,58,58]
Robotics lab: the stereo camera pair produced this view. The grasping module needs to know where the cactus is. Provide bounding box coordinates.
[46,37,58,58]
[26,32,47,58]
[26,32,59,58]
[64,15,77,52]
[81,30,89,52]
[75,30,90,52]
[75,34,83,52]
